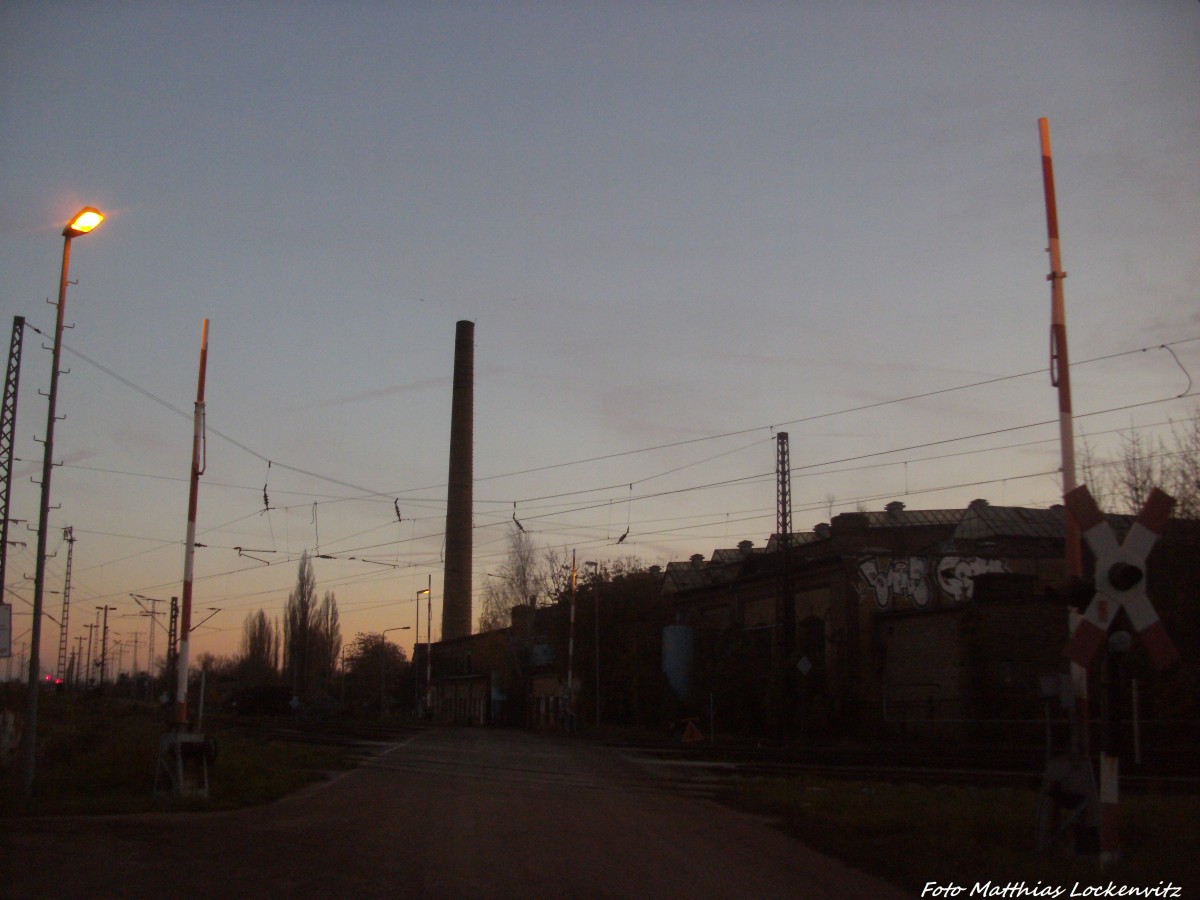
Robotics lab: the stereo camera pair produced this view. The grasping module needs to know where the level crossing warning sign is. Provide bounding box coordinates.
[1062,485,1178,670]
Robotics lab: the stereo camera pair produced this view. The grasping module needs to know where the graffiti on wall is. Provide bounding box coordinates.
[936,557,1009,602]
[858,556,1010,609]
[859,557,930,609]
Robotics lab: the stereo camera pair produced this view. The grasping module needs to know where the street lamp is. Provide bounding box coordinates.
[585,561,601,727]
[380,626,410,720]
[20,207,106,792]
[416,588,430,716]
[21,207,105,796]
[63,207,105,237]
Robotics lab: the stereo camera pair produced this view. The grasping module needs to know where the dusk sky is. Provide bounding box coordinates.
[2,2,1197,670]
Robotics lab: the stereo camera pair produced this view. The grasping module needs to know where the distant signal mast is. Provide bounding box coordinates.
[55,527,75,683]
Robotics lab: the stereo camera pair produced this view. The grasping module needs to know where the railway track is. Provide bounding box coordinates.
[613,741,1200,794]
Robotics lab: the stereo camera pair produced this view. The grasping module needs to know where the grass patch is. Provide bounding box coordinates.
[1,692,355,816]
[722,775,1200,895]
[206,728,354,808]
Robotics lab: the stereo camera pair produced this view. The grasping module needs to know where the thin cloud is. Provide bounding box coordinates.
[323,376,451,406]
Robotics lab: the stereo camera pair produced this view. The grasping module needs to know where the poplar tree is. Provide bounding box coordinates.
[283,551,318,699]
[239,608,279,686]
[313,590,342,694]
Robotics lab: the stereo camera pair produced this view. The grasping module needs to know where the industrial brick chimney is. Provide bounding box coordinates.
[442,320,474,641]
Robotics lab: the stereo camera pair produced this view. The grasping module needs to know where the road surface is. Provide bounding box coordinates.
[5,727,910,898]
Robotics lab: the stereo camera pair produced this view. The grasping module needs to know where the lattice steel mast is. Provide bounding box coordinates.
[774,432,796,733]
[55,526,75,682]
[0,317,26,604]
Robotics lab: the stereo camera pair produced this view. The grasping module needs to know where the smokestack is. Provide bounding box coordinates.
[442,320,474,641]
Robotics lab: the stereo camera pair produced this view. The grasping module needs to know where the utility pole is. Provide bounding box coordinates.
[84,621,96,687]
[72,635,84,690]
[96,605,116,686]
[585,560,601,727]
[1040,119,1082,580]
[132,594,165,678]
[775,432,795,736]
[426,574,432,716]
[414,588,422,715]
[176,320,208,727]
[1039,117,1099,858]
[55,526,75,682]
[566,550,577,732]
[127,631,143,677]
[140,612,156,675]
[167,596,179,694]
[22,208,105,797]
[0,317,26,618]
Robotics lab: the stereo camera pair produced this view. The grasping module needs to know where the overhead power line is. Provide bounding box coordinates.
[31,326,1200,619]
[41,324,1198,503]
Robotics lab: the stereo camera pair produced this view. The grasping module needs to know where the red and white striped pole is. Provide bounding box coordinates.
[1040,118,1086,686]
[1040,119,1083,577]
[175,319,209,727]
[1040,118,1099,852]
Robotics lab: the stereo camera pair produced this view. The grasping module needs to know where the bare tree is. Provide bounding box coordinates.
[239,608,279,687]
[283,551,318,699]
[1080,414,1200,516]
[1164,416,1200,519]
[477,520,549,633]
[541,544,579,601]
[312,590,342,695]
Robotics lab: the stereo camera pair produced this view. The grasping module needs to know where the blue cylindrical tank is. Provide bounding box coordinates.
[661,624,694,700]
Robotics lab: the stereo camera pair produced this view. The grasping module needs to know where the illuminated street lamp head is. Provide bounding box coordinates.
[63,207,105,238]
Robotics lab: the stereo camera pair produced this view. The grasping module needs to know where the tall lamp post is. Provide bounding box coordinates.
[416,587,430,716]
[21,207,105,797]
[425,576,433,716]
[585,561,601,727]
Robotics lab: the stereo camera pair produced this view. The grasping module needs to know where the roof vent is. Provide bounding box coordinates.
[737,540,753,554]
[885,501,906,515]
[690,553,705,568]
[969,498,990,509]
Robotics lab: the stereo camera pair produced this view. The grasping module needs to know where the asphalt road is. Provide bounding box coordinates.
[5,728,910,899]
